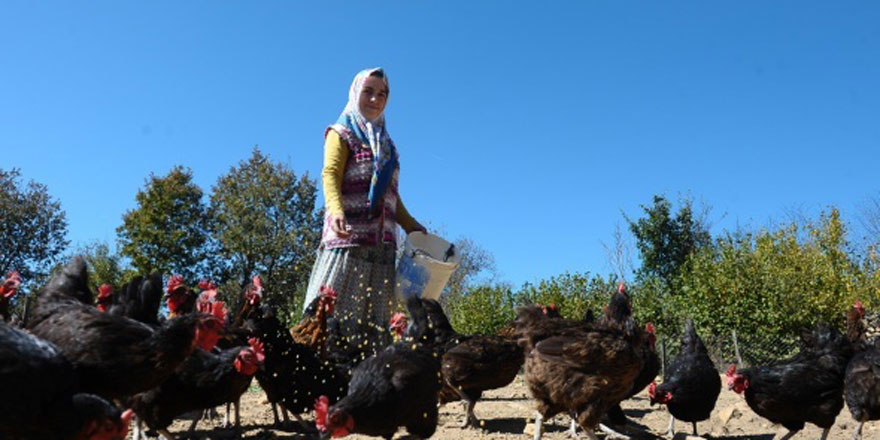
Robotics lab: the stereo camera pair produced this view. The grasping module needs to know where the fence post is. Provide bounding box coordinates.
[732,329,744,367]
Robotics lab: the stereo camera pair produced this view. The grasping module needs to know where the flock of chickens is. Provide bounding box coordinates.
[1,258,880,440]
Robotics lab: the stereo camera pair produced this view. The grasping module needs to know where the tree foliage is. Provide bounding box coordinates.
[0,168,69,285]
[627,195,711,290]
[209,148,322,322]
[116,166,212,280]
[677,209,867,340]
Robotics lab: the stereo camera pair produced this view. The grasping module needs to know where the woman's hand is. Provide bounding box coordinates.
[330,213,352,238]
[409,221,427,234]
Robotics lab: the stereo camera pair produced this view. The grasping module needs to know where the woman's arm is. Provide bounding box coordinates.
[396,197,426,234]
[323,130,351,236]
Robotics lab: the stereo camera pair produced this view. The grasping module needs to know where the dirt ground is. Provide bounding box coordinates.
[159,374,876,440]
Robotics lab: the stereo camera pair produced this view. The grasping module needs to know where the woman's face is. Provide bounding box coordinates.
[358,75,388,121]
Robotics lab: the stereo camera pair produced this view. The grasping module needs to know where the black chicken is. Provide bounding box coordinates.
[0,320,134,440]
[844,300,880,440]
[845,345,880,440]
[27,257,223,400]
[244,301,348,427]
[648,319,720,437]
[129,338,265,440]
[727,324,854,440]
[315,296,442,439]
[107,272,164,326]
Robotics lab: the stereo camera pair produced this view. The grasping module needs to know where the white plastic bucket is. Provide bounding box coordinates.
[395,232,460,300]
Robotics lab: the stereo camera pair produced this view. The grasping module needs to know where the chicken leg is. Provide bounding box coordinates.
[567,419,578,438]
[777,431,797,440]
[852,421,864,440]
[532,412,544,440]
[666,415,674,438]
[598,423,631,440]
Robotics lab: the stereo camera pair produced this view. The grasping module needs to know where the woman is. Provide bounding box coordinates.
[303,68,425,360]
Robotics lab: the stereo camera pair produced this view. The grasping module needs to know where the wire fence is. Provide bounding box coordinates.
[656,328,801,375]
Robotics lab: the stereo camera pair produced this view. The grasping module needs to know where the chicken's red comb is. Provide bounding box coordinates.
[320,285,338,301]
[855,300,864,310]
[726,364,737,376]
[211,301,227,322]
[314,395,330,432]
[166,275,185,293]
[645,323,655,334]
[1,271,22,298]
[248,337,266,363]
[98,284,113,299]
[198,279,217,291]
[389,312,407,327]
[618,281,626,294]
[252,275,263,291]
[647,381,657,398]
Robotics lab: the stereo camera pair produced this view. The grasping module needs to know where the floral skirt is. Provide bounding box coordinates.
[303,244,400,362]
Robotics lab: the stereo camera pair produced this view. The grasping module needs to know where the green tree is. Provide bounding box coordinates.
[77,241,133,291]
[627,195,712,290]
[210,148,322,323]
[0,168,69,285]
[676,208,872,364]
[116,166,212,280]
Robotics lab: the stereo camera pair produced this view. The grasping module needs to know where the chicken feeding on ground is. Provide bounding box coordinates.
[515,298,646,440]
[242,283,348,428]
[129,338,265,440]
[27,257,224,400]
[389,312,408,342]
[419,299,524,429]
[727,323,855,440]
[648,319,720,437]
[314,295,442,440]
[844,300,880,440]
[0,319,134,440]
[0,270,21,322]
[291,285,338,359]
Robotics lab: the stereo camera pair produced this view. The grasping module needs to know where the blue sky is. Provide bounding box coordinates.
[2,2,879,287]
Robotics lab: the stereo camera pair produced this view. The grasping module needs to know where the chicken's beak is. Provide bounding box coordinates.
[319,430,332,440]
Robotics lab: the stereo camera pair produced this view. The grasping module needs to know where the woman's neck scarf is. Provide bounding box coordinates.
[335,68,398,214]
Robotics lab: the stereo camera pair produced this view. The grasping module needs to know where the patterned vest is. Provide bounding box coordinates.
[321,124,399,249]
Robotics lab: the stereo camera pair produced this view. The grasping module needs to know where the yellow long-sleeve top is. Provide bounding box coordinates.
[322,130,419,232]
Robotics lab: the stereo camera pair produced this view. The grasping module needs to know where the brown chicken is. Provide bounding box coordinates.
[517,295,645,440]
[291,285,338,358]
[419,299,525,428]
[596,283,661,437]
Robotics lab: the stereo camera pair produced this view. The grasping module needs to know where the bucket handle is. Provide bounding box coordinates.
[443,244,456,262]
